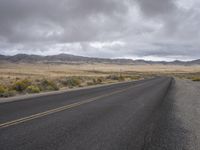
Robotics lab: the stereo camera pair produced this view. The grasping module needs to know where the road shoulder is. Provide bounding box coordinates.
[143,78,200,150]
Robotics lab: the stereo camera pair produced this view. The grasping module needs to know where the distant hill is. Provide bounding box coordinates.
[0,53,200,65]
[0,54,134,64]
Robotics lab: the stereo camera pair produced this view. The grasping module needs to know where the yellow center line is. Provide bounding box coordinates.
[0,86,134,129]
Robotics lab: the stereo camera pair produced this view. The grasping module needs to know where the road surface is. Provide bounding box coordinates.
[0,77,176,150]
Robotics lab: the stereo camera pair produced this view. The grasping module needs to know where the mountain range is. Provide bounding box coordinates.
[0,53,200,65]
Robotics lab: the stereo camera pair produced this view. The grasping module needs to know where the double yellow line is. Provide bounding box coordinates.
[0,86,133,129]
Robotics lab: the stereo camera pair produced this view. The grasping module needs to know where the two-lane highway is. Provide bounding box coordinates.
[0,77,172,150]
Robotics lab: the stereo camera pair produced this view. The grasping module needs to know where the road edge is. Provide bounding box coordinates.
[0,80,139,104]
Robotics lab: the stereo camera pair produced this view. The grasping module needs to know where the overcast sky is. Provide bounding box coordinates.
[0,0,200,60]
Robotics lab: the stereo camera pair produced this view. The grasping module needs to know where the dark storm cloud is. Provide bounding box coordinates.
[0,0,128,43]
[0,0,200,60]
[136,0,176,17]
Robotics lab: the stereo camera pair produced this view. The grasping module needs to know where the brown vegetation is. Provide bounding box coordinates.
[1,63,200,97]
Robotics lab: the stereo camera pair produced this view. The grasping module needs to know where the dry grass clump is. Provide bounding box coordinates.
[0,78,60,97]
[93,78,103,84]
[106,75,125,81]
[38,79,59,91]
[12,79,31,92]
[170,72,200,82]
[86,77,104,86]
[0,85,16,97]
[26,85,41,93]
[60,77,81,88]
[191,77,200,81]
[129,76,141,80]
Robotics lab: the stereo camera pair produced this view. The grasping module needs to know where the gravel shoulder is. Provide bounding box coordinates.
[174,79,200,150]
[143,78,200,150]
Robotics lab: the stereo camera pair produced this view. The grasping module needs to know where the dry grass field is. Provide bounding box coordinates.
[1,62,200,97]
[1,63,200,78]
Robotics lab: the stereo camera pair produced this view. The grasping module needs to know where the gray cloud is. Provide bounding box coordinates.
[0,0,200,60]
[0,0,128,43]
[136,0,177,17]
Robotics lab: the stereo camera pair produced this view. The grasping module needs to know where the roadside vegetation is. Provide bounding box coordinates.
[4,62,195,98]
[164,72,200,82]
[3,62,200,98]
[0,74,143,98]
[191,77,200,81]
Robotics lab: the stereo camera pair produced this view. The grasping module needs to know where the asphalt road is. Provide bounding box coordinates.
[0,77,173,150]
